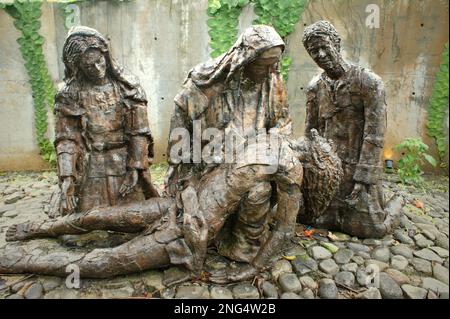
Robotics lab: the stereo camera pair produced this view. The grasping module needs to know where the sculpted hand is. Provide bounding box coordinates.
[119,169,139,197]
[345,182,366,205]
[183,207,208,272]
[60,176,77,216]
[208,263,258,284]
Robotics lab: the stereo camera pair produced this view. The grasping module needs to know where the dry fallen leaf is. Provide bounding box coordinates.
[412,199,424,210]
[283,255,297,261]
[303,229,315,237]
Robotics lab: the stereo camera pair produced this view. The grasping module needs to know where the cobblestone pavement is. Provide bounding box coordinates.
[0,166,448,299]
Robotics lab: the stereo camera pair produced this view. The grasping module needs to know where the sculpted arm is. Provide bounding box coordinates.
[304,80,319,136]
[269,73,292,136]
[125,102,153,171]
[353,73,387,185]
[54,90,83,215]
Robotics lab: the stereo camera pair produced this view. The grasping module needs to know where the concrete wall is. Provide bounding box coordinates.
[0,0,448,171]
[0,3,59,171]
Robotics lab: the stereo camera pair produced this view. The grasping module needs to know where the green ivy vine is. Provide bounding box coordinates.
[427,43,449,165]
[253,0,307,81]
[207,0,249,58]
[3,0,57,166]
[207,0,308,80]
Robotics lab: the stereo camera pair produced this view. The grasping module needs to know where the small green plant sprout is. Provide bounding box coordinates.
[394,138,437,186]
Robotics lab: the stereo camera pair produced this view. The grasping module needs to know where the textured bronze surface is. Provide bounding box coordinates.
[0,26,343,282]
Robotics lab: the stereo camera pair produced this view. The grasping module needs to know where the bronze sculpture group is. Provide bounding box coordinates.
[0,22,403,282]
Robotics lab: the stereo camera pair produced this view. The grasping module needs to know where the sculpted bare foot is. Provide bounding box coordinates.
[208,263,258,284]
[6,222,46,242]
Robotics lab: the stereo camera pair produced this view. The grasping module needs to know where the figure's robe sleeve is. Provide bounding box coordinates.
[353,71,387,185]
[304,78,320,136]
[124,101,152,170]
[119,80,153,171]
[167,84,192,166]
[269,72,292,136]
[166,79,208,194]
[54,86,84,181]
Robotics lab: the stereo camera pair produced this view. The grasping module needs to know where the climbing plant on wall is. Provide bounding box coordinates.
[3,0,57,166]
[427,43,449,166]
[252,0,307,80]
[207,0,250,58]
[207,0,308,80]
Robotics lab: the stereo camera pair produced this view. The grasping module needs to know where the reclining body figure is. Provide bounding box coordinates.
[1,131,339,282]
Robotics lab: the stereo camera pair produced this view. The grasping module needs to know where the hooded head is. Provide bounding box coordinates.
[189,25,285,87]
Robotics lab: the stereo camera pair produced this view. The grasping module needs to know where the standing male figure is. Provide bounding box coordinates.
[300,20,403,238]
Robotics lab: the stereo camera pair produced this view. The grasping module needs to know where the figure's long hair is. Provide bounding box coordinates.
[62,26,146,103]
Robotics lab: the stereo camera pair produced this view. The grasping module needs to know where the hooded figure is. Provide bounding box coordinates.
[167,25,291,190]
[166,25,294,262]
[54,26,159,216]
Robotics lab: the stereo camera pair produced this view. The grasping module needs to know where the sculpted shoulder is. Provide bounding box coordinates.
[358,66,384,91]
[54,81,85,116]
[305,73,322,94]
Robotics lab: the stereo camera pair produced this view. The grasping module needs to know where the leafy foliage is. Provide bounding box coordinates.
[280,56,292,81]
[3,0,57,166]
[427,43,449,164]
[394,138,437,186]
[252,0,307,37]
[207,0,309,80]
[207,0,249,58]
[57,0,85,30]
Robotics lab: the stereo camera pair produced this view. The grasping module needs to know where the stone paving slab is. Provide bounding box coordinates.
[0,170,448,299]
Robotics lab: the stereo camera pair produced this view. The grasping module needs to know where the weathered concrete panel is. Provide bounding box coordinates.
[0,3,59,171]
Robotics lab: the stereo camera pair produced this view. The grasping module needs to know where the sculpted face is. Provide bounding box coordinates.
[305,36,341,73]
[244,46,283,82]
[80,48,107,82]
